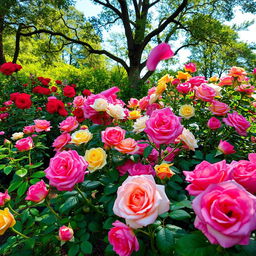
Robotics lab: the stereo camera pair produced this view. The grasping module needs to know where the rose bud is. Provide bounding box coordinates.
[25,180,49,203]
[58,226,74,242]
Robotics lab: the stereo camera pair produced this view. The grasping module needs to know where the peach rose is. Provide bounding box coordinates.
[34,119,52,132]
[195,83,216,102]
[113,175,170,229]
[209,100,230,116]
[115,138,138,155]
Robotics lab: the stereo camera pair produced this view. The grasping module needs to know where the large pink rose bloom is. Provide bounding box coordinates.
[59,116,79,133]
[45,150,88,191]
[193,181,256,248]
[183,160,231,196]
[113,175,169,229]
[101,127,126,146]
[223,112,251,136]
[188,76,207,87]
[195,83,216,102]
[230,153,256,194]
[108,220,139,256]
[25,180,49,203]
[144,108,183,146]
[34,119,52,132]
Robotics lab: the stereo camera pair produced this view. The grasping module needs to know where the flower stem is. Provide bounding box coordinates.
[28,150,32,165]
[8,203,20,216]
[11,228,29,239]
[45,199,61,219]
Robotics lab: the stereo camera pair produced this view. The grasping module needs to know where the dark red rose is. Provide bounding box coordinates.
[32,86,51,95]
[82,89,92,96]
[51,86,57,92]
[37,77,51,86]
[73,108,85,123]
[70,83,76,88]
[63,86,76,98]
[46,99,68,116]
[0,62,22,75]
[10,92,20,101]
[55,80,62,85]
[14,93,32,109]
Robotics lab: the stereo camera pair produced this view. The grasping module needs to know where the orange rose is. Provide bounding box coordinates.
[0,208,16,235]
[154,163,175,179]
[115,138,138,154]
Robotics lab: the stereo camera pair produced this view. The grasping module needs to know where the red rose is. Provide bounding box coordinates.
[46,99,68,116]
[32,86,51,95]
[37,77,51,86]
[0,62,22,75]
[51,86,57,92]
[14,93,32,109]
[10,92,20,101]
[63,86,76,98]
[73,108,85,123]
[70,83,76,88]
[82,89,91,96]
[55,80,62,85]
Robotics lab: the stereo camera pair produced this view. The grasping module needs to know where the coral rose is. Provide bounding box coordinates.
[115,138,138,154]
[0,208,16,235]
[34,120,52,132]
[59,116,79,133]
[45,150,88,191]
[192,181,256,248]
[84,148,107,172]
[52,133,71,151]
[113,175,170,229]
[101,127,126,146]
[108,220,139,256]
[209,100,230,116]
[195,83,216,102]
[25,180,49,203]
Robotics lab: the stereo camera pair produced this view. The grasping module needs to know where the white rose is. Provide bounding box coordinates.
[149,93,159,104]
[106,104,126,119]
[132,115,149,134]
[11,132,24,140]
[90,98,108,112]
[179,128,198,151]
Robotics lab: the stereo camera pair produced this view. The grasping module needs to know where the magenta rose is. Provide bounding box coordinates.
[128,162,155,176]
[223,112,251,136]
[144,108,183,146]
[58,226,74,241]
[137,141,158,162]
[0,190,10,206]
[195,83,216,102]
[117,160,134,176]
[192,181,256,248]
[45,150,88,191]
[15,137,34,152]
[25,180,49,203]
[207,117,221,130]
[218,140,236,155]
[101,127,126,146]
[108,220,139,256]
[183,160,231,196]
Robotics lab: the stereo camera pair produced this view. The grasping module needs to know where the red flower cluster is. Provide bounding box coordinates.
[73,108,85,123]
[32,86,51,95]
[63,86,76,98]
[82,89,92,96]
[38,77,51,86]
[0,62,22,75]
[46,99,68,116]
[13,93,32,109]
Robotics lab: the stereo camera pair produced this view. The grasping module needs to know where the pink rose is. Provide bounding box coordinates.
[34,119,52,132]
[0,131,5,135]
[25,180,49,203]
[128,163,155,176]
[59,116,79,133]
[138,96,150,110]
[117,160,135,176]
[218,140,236,155]
[108,220,139,256]
[195,83,216,102]
[146,103,161,116]
[183,160,231,196]
[207,117,221,130]
[113,175,169,228]
[176,82,192,94]
[223,112,251,136]
[58,226,74,241]
[188,76,207,87]
[218,76,233,86]
[192,181,256,248]
[15,137,34,152]
[127,98,139,109]
[163,147,180,162]
[137,141,158,162]
[230,154,256,194]
[73,96,85,108]
[101,127,126,146]
[209,100,230,116]
[144,108,183,146]
[115,138,138,155]
[45,150,88,191]
[23,125,35,134]
[52,133,71,151]
[0,190,10,206]
[184,62,196,73]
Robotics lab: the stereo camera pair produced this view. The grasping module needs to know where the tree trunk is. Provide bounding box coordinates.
[127,65,145,98]
[0,16,6,65]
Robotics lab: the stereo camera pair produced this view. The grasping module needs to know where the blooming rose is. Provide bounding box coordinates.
[11,132,24,140]
[128,163,155,176]
[90,98,108,112]
[176,71,191,81]
[59,116,79,133]
[219,76,233,86]
[176,82,191,94]
[183,160,231,196]
[0,191,10,207]
[34,120,52,132]
[84,148,107,172]
[32,86,51,95]
[218,140,236,155]
[46,99,68,116]
[14,93,32,109]
[117,160,134,176]
[113,175,170,228]
[154,163,175,180]
[15,137,34,152]
[144,108,183,146]
[228,66,247,78]
[179,104,195,119]
[101,127,126,146]
[184,62,196,73]
[45,150,88,191]
[23,125,35,134]
[25,180,49,203]
[73,96,85,108]
[188,76,207,87]
[179,128,198,151]
[73,108,85,123]
[108,220,139,256]
[63,85,76,98]
[223,112,251,136]
[0,208,16,235]
[195,83,216,102]
[71,129,92,145]
[58,226,74,242]
[132,116,149,134]
[192,181,256,248]
[209,100,230,116]
[230,153,256,194]
[107,104,126,119]
[128,110,141,120]
[52,133,71,151]
[115,138,138,155]
[127,98,139,109]
[235,84,255,94]
[138,96,150,110]
[0,62,22,75]
[207,117,221,130]
[82,89,92,96]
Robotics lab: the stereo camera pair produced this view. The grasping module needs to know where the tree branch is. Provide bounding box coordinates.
[141,70,154,82]
[149,0,160,8]
[174,43,198,55]
[93,0,122,18]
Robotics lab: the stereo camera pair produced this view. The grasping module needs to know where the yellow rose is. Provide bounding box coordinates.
[158,74,173,84]
[209,76,219,83]
[71,130,93,145]
[128,110,141,120]
[179,105,195,119]
[154,163,175,180]
[156,82,167,95]
[0,208,16,235]
[84,148,107,172]
[176,71,191,81]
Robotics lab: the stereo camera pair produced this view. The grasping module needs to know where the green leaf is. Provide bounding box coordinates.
[68,244,80,256]
[25,162,43,169]
[16,168,28,177]
[103,217,116,230]
[169,210,191,220]
[17,181,29,196]
[156,228,174,255]
[3,166,13,175]
[81,241,93,254]
[60,196,79,214]
[239,240,256,256]
[143,146,153,158]
[104,184,118,195]
[31,171,45,178]
[9,179,23,193]
[81,180,101,190]
[88,221,101,232]
[171,200,192,210]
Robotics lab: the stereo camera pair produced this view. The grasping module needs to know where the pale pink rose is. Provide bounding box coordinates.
[115,138,138,155]
[176,82,192,94]
[127,98,139,109]
[73,96,85,108]
[223,112,251,136]
[183,160,231,196]
[195,83,216,102]
[138,96,150,110]
[101,127,126,146]
[52,133,71,151]
[0,190,10,206]
[34,119,52,132]
[59,116,79,133]
[230,154,256,194]
[209,100,230,116]
[23,125,35,134]
[218,140,236,155]
[144,108,183,146]
[207,117,221,130]
[184,62,196,73]
[47,96,57,101]
[108,220,139,256]
[113,175,170,228]
[218,76,233,86]
[45,150,88,191]
[25,180,49,203]
[3,100,13,106]
[117,160,134,176]
[188,76,207,87]
[128,163,155,176]
[15,137,34,152]
[192,181,256,248]
[58,226,74,241]
[146,43,174,71]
